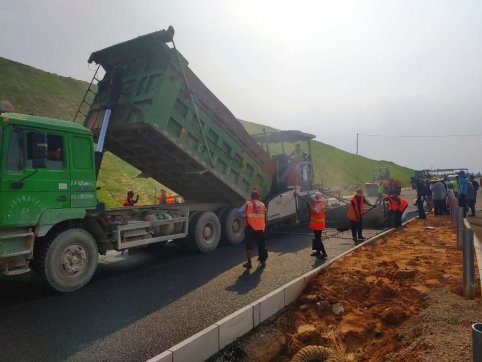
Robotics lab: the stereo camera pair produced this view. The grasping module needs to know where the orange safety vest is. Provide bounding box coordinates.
[309,201,326,230]
[245,200,266,231]
[348,196,364,222]
[387,195,408,212]
[123,197,135,207]
[159,194,176,205]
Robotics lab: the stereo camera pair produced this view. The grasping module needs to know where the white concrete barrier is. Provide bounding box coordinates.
[259,287,285,323]
[169,325,218,362]
[146,350,172,362]
[216,305,254,349]
[251,300,260,328]
[284,276,305,306]
[472,233,482,299]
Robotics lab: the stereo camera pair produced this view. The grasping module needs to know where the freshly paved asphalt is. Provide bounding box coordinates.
[0,191,417,362]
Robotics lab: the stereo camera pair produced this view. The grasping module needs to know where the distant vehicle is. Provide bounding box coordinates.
[411,168,468,189]
[365,167,401,196]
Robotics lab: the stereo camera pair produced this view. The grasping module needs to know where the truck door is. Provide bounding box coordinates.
[69,135,96,208]
[0,126,71,227]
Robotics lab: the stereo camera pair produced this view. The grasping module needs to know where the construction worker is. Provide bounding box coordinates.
[348,188,375,241]
[239,188,267,269]
[386,194,408,227]
[415,178,429,219]
[470,175,480,215]
[123,191,139,207]
[430,178,446,216]
[289,144,304,162]
[308,192,328,259]
[453,176,459,199]
[457,171,468,218]
[158,189,167,205]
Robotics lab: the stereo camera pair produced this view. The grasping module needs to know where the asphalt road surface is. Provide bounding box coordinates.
[0,191,417,362]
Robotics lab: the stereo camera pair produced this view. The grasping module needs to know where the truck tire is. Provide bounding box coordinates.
[35,229,98,292]
[189,211,221,253]
[221,208,245,245]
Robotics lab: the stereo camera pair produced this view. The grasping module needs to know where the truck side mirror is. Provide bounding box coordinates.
[29,132,48,168]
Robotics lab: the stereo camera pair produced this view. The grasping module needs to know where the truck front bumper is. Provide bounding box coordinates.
[0,228,34,274]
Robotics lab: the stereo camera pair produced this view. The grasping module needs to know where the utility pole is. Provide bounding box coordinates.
[356,133,359,155]
[356,133,359,187]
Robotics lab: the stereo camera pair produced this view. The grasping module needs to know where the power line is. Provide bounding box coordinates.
[359,133,482,138]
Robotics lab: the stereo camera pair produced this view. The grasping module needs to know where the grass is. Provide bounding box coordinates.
[0,57,413,206]
[239,120,413,189]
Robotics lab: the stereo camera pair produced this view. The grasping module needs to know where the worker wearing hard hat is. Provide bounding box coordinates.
[347,189,375,241]
[239,188,267,269]
[308,192,328,259]
[386,194,408,227]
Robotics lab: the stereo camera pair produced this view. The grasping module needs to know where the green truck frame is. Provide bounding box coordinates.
[0,28,318,292]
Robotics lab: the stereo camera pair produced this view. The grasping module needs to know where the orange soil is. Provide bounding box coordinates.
[234,215,481,361]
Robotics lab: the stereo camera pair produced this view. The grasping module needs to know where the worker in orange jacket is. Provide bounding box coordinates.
[308,192,328,259]
[386,194,408,227]
[123,191,139,207]
[239,188,267,269]
[158,189,177,205]
[348,188,375,241]
[158,189,168,205]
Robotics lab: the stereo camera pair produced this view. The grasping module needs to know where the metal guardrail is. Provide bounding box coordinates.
[449,196,475,299]
[449,196,479,361]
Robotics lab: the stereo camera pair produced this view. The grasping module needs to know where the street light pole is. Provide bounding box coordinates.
[356,133,359,155]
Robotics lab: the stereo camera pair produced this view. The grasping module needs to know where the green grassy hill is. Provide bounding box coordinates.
[238,121,413,191]
[0,57,413,206]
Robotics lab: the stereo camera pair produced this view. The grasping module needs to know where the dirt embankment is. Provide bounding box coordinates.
[220,215,481,362]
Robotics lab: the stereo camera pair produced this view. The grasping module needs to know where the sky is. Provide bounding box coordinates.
[1,0,482,172]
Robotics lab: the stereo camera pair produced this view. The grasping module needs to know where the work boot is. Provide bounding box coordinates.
[242,261,252,270]
[358,236,367,241]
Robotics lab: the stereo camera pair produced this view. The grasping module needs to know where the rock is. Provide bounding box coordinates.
[381,307,407,325]
[331,302,345,315]
[299,304,309,310]
[393,269,416,280]
[316,300,331,311]
[374,328,383,337]
[442,274,451,279]
[304,294,319,303]
[326,295,338,304]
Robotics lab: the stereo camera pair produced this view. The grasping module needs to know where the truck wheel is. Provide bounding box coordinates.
[189,211,221,253]
[221,208,245,245]
[36,229,98,292]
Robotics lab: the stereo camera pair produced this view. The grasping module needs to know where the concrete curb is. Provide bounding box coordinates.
[147,218,417,362]
[472,233,482,299]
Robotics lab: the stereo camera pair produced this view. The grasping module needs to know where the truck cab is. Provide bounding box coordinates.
[0,112,96,277]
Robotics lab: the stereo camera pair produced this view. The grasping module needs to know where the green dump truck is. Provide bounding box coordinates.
[0,28,317,292]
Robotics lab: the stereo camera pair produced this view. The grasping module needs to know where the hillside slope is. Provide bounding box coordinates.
[0,57,412,206]
[240,121,413,189]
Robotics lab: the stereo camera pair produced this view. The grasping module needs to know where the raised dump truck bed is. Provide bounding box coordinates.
[84,29,274,204]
